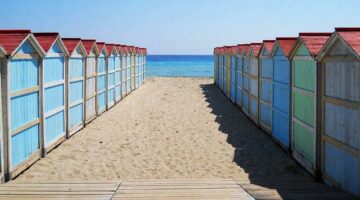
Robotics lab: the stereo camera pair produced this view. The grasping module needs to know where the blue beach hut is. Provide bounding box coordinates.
[126,46,132,94]
[63,38,87,137]
[213,47,219,85]
[229,46,237,103]
[96,42,107,115]
[105,44,117,109]
[142,48,147,84]
[241,44,250,116]
[115,44,122,102]
[134,47,140,89]
[82,39,99,124]
[235,45,244,108]
[129,46,135,92]
[258,40,275,134]
[0,30,45,180]
[247,43,262,125]
[34,33,69,154]
[317,28,360,197]
[120,45,128,97]
[269,37,297,150]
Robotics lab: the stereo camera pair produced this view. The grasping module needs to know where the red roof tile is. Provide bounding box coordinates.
[116,44,122,53]
[249,43,262,57]
[0,29,31,55]
[105,43,116,55]
[82,39,96,55]
[262,40,275,54]
[63,38,82,54]
[335,27,360,56]
[276,37,297,58]
[33,32,59,53]
[120,45,128,55]
[298,32,332,57]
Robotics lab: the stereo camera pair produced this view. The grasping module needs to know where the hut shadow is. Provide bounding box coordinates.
[199,83,319,198]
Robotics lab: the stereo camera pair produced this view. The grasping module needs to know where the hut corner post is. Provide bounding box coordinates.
[315,61,323,181]
[65,56,70,139]
[39,59,46,158]
[1,59,10,181]
[83,57,87,126]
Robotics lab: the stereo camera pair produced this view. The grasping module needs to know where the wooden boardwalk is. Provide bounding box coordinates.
[0,179,356,200]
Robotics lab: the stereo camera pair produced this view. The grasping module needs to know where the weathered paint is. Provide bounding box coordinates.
[272,46,291,148]
[107,52,116,108]
[248,44,261,125]
[242,55,250,115]
[68,55,84,133]
[8,41,41,170]
[235,51,242,107]
[43,55,65,147]
[115,53,121,102]
[317,30,360,197]
[97,51,106,114]
[259,45,273,133]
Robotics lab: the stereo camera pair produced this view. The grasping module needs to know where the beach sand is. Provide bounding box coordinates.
[14,77,309,182]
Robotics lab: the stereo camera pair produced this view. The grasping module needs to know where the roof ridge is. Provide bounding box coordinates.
[0,30,31,34]
[299,32,332,36]
[335,27,360,32]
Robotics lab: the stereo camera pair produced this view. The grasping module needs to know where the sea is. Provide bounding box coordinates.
[146,55,214,77]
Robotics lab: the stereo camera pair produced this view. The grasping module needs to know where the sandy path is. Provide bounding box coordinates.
[14,77,308,182]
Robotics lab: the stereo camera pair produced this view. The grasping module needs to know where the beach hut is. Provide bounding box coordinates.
[225,46,232,98]
[317,28,360,197]
[289,33,331,176]
[62,38,86,137]
[258,40,275,134]
[96,42,107,115]
[126,46,132,94]
[139,48,144,86]
[270,37,297,150]
[218,47,224,91]
[0,45,6,181]
[105,44,117,109]
[235,45,244,108]
[0,30,45,179]
[135,47,140,89]
[229,46,237,103]
[33,33,69,154]
[241,44,250,116]
[82,39,98,124]
[143,48,147,84]
[247,43,262,125]
[115,44,122,102]
[120,45,127,97]
[213,47,218,85]
[129,46,136,92]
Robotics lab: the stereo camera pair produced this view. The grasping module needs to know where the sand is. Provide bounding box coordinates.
[14,77,309,183]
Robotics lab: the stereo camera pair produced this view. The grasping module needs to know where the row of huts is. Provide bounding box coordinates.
[213,27,359,197]
[0,30,147,182]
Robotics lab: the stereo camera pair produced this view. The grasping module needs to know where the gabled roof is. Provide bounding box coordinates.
[271,37,297,58]
[128,46,135,54]
[237,44,250,56]
[144,48,147,55]
[0,30,45,57]
[116,44,122,54]
[260,40,275,56]
[0,45,6,57]
[96,42,107,55]
[82,39,98,55]
[120,45,128,55]
[33,32,69,55]
[105,43,117,56]
[335,27,360,56]
[62,38,86,56]
[248,43,262,57]
[290,33,331,58]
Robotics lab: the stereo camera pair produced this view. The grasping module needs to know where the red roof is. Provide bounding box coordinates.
[116,44,122,53]
[105,43,116,55]
[276,37,297,58]
[63,38,82,54]
[249,43,262,57]
[262,40,275,54]
[33,32,59,53]
[82,39,96,55]
[144,48,147,55]
[298,33,332,57]
[96,42,106,54]
[335,27,360,56]
[0,30,31,55]
[231,46,237,55]
[241,44,250,56]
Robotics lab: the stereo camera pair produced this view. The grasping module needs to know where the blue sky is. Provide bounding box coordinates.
[0,0,359,54]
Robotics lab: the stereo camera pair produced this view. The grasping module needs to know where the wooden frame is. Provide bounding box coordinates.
[105,45,117,110]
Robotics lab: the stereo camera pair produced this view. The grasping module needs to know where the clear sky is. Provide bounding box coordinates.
[0,0,359,55]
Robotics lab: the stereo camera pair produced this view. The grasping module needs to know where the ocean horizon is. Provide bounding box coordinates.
[147,55,214,77]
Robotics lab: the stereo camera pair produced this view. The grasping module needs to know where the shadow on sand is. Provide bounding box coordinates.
[200,83,356,200]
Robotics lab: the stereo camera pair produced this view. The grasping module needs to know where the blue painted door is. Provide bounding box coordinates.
[97,55,106,113]
[260,57,273,131]
[115,56,121,101]
[230,56,236,102]
[126,55,131,93]
[272,48,291,147]
[68,57,84,131]
[43,57,65,146]
[107,55,115,107]
[10,58,40,168]
[236,56,242,106]
[242,57,250,115]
